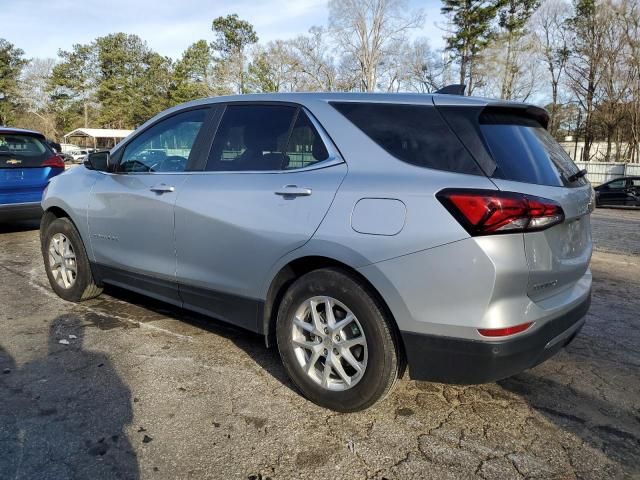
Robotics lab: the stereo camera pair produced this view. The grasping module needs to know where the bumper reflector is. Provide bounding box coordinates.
[478,322,533,338]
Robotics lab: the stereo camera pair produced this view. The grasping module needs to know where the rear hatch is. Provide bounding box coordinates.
[0,131,64,205]
[435,99,593,301]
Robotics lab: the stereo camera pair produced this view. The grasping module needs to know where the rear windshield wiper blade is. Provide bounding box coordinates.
[567,168,588,183]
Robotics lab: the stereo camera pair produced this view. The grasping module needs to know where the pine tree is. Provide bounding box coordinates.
[211,14,258,94]
[0,39,28,125]
[498,0,540,98]
[441,0,501,94]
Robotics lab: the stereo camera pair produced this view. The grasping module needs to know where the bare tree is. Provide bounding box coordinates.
[475,39,542,101]
[595,2,633,161]
[403,39,445,93]
[620,0,640,162]
[328,0,424,91]
[288,27,341,91]
[247,41,299,92]
[17,58,58,138]
[531,0,572,135]
[565,0,609,162]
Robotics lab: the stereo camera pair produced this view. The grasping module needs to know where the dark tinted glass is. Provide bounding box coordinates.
[285,111,329,169]
[605,179,626,190]
[479,110,585,187]
[330,102,481,175]
[0,133,52,168]
[120,109,207,173]
[206,105,297,171]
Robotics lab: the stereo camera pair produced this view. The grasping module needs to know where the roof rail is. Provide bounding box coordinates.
[435,84,466,96]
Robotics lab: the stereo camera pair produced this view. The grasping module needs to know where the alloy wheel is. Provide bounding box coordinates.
[48,233,77,289]
[291,296,368,391]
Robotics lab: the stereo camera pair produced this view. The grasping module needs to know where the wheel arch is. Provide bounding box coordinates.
[40,205,93,263]
[262,255,407,376]
[40,206,74,241]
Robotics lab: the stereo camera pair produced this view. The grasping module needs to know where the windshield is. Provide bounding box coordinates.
[0,133,52,168]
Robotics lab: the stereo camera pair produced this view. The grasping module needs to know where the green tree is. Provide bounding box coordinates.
[0,39,28,125]
[211,14,258,93]
[48,43,95,128]
[171,40,218,103]
[94,33,171,127]
[48,33,173,130]
[441,0,501,94]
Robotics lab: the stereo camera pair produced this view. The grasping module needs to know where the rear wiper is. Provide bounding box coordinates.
[567,168,588,183]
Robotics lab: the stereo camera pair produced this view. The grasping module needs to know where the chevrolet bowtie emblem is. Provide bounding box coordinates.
[6,159,21,165]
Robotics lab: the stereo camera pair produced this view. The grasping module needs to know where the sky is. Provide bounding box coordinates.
[2,0,446,60]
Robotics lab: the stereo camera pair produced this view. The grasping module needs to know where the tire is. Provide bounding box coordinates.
[41,216,102,302]
[276,268,400,412]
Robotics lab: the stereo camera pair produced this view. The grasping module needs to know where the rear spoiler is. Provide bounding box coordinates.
[435,84,466,96]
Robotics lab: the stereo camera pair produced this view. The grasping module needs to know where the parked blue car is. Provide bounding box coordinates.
[0,127,65,221]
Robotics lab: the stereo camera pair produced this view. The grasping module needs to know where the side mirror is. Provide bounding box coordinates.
[84,151,111,172]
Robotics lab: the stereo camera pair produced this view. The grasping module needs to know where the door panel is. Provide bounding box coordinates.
[600,179,627,205]
[88,173,187,303]
[174,164,347,319]
[87,107,212,303]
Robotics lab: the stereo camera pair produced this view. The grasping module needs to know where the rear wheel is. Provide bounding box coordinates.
[276,268,400,412]
[41,217,102,302]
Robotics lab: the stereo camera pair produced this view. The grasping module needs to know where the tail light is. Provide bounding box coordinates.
[41,155,65,169]
[437,189,564,236]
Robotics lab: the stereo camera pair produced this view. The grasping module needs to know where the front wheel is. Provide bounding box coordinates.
[276,268,401,412]
[41,217,102,302]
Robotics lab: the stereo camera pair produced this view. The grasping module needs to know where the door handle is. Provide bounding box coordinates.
[150,184,175,193]
[275,185,312,197]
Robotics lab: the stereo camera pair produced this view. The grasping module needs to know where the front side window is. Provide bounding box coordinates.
[119,109,207,173]
[606,179,626,190]
[206,105,330,171]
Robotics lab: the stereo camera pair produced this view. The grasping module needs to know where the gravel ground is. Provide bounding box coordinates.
[0,208,639,480]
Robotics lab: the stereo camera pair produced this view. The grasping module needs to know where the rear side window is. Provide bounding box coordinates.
[0,133,52,168]
[207,105,296,171]
[284,111,329,169]
[330,102,482,175]
[478,110,585,187]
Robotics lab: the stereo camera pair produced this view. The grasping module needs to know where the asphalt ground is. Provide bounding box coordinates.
[1,207,639,480]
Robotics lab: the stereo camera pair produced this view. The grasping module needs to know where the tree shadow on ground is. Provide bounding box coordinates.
[94,285,297,395]
[0,314,139,479]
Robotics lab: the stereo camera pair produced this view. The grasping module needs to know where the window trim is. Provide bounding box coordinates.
[109,105,217,175]
[196,101,344,174]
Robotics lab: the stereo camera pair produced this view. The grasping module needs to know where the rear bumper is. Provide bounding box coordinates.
[0,201,43,221]
[401,293,590,384]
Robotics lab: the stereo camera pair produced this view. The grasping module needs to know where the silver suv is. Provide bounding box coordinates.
[40,92,593,411]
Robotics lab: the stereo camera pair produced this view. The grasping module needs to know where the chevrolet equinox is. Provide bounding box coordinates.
[40,92,593,412]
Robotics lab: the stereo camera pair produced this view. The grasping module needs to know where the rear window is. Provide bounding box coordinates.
[478,110,585,187]
[330,102,482,175]
[0,133,52,168]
